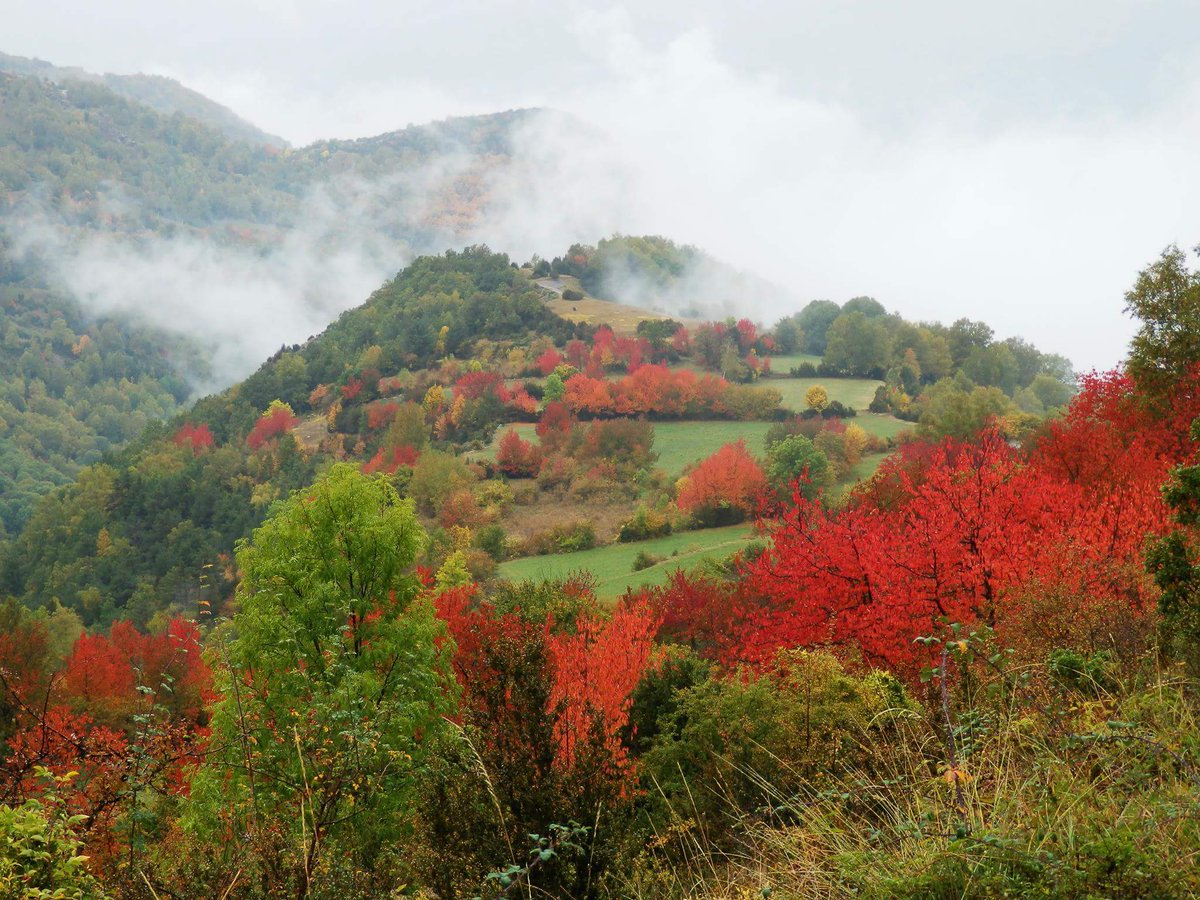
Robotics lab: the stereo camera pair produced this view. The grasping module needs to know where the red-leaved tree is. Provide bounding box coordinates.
[676,440,769,525]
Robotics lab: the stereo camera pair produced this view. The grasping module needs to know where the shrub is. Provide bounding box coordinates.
[525,522,597,556]
[632,551,663,572]
[0,777,105,899]
[676,440,770,526]
[473,524,509,562]
[619,505,674,543]
[561,288,584,301]
[822,399,857,418]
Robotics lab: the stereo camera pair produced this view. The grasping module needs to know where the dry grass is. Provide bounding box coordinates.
[292,414,329,453]
[535,275,672,335]
[614,658,1200,900]
[501,487,638,545]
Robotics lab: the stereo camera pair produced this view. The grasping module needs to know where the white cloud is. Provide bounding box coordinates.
[465,15,1200,371]
[7,2,1200,374]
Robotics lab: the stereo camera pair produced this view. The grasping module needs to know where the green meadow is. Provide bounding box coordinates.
[497,523,758,598]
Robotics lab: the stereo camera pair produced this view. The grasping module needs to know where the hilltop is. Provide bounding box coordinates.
[0,50,288,147]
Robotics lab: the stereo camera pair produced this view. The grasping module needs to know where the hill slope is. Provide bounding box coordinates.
[0,50,287,146]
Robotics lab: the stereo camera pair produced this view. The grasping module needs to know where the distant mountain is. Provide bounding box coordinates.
[0,67,536,234]
[0,50,288,147]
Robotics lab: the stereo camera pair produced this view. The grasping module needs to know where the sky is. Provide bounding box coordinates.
[6,0,1200,371]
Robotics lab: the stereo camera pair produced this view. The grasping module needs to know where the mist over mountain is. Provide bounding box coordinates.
[0,63,552,531]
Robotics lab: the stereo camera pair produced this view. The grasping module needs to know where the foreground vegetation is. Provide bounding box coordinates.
[0,224,1154,896]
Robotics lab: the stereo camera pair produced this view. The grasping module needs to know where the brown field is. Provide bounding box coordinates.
[534,274,670,335]
[502,487,639,545]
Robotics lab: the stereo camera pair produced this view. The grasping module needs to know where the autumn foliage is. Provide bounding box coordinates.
[246,402,299,449]
[676,440,769,524]
[495,428,541,477]
[172,422,214,453]
[741,369,1197,674]
[361,444,420,474]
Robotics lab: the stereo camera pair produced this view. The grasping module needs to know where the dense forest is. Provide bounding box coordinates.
[0,51,288,146]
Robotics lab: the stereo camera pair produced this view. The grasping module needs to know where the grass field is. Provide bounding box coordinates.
[651,420,775,474]
[770,376,883,412]
[473,420,777,474]
[497,524,757,598]
[471,416,907,470]
[854,412,913,441]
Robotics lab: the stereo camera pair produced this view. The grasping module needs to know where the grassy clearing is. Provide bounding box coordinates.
[651,421,776,474]
[469,423,538,463]
[854,412,913,441]
[471,420,776,473]
[534,274,667,335]
[769,376,883,412]
[497,523,757,598]
[471,417,907,472]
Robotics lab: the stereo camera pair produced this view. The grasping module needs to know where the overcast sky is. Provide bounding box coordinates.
[7,0,1200,371]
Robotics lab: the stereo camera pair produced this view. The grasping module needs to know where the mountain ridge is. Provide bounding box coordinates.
[0,49,288,147]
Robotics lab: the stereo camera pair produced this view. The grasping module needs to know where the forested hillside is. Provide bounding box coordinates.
[0,235,198,534]
[0,50,287,146]
[0,69,532,231]
[0,243,1198,898]
[0,64,535,532]
[1,239,1074,635]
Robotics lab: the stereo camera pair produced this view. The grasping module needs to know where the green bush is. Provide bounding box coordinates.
[631,550,663,572]
[619,505,673,543]
[525,521,597,555]
[473,524,509,561]
[0,776,106,900]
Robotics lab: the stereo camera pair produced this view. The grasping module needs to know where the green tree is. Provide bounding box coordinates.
[795,300,842,354]
[917,379,1014,441]
[767,434,833,500]
[823,311,893,376]
[185,464,453,897]
[0,776,107,900]
[771,316,803,354]
[1124,243,1200,405]
[543,372,565,403]
[962,343,1021,395]
[946,318,994,369]
[841,295,887,318]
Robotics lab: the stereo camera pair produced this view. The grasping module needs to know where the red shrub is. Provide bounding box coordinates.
[173,423,214,453]
[247,405,298,450]
[676,440,769,521]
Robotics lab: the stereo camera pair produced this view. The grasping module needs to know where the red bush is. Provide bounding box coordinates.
[247,406,298,450]
[676,440,769,521]
[496,429,542,477]
[173,423,215,453]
